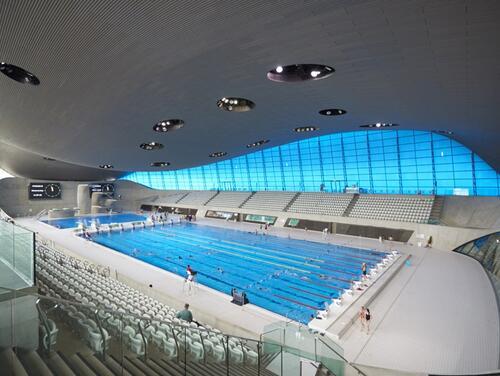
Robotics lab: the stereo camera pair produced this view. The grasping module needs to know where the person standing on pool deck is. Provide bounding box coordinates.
[361,262,367,277]
[365,308,371,333]
[359,306,366,331]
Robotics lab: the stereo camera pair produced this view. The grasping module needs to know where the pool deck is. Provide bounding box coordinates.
[16,216,500,375]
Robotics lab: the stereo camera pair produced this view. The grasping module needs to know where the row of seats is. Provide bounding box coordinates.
[241,191,296,211]
[176,190,218,206]
[349,195,434,223]
[205,191,253,208]
[36,246,259,366]
[287,192,353,216]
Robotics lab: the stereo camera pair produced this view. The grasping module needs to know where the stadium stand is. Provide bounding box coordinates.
[241,191,297,212]
[176,191,218,206]
[204,191,253,208]
[348,195,434,223]
[286,192,353,217]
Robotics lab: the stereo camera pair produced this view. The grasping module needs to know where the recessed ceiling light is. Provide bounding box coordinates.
[267,64,335,82]
[140,142,164,150]
[99,164,113,169]
[217,97,255,112]
[246,139,270,148]
[209,151,227,158]
[294,126,319,133]
[153,119,184,132]
[42,157,56,161]
[360,123,399,128]
[0,62,40,85]
[319,109,347,116]
[150,162,170,167]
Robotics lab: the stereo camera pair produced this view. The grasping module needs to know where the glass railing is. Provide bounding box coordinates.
[0,219,35,289]
[261,321,368,376]
[0,287,285,375]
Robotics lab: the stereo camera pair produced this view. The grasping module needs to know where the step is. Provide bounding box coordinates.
[104,353,134,376]
[122,355,150,376]
[43,351,77,376]
[67,353,97,376]
[149,358,184,376]
[126,356,161,376]
[0,348,29,376]
[78,353,115,376]
[17,350,54,376]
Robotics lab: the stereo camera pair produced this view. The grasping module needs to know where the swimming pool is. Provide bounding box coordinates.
[90,223,387,323]
[42,213,147,229]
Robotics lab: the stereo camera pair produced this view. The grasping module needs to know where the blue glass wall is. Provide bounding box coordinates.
[122,130,500,196]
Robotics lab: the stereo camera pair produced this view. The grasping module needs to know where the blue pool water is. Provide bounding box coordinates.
[42,213,147,229]
[90,223,387,323]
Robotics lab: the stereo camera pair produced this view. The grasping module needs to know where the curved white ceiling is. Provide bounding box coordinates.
[0,0,499,180]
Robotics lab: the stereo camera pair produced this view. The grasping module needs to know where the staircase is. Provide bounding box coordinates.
[283,192,301,212]
[238,191,256,208]
[342,194,359,217]
[203,191,220,206]
[1,347,279,376]
[175,193,190,204]
[428,195,445,224]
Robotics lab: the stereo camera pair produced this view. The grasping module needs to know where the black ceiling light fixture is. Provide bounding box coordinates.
[246,139,270,148]
[319,109,347,116]
[217,97,255,112]
[140,142,164,150]
[150,162,170,167]
[294,126,319,133]
[42,157,56,161]
[153,119,185,132]
[360,123,399,128]
[0,62,40,85]
[99,164,113,169]
[209,151,227,158]
[267,64,334,82]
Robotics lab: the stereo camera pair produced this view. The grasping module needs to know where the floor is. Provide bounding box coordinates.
[16,216,500,375]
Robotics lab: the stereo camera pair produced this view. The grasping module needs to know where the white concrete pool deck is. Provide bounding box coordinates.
[16,216,500,375]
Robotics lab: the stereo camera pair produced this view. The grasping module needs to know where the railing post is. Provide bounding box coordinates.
[280,344,283,376]
[184,327,187,375]
[94,309,106,361]
[257,342,261,376]
[35,300,52,354]
[226,334,230,376]
[137,320,148,361]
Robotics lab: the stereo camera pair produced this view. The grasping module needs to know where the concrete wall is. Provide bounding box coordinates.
[440,196,500,229]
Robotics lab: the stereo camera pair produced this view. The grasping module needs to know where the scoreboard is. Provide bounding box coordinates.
[89,183,115,197]
[29,183,62,200]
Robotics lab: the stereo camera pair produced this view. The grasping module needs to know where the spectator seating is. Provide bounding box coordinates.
[205,191,253,208]
[176,190,218,206]
[348,195,434,223]
[241,191,296,212]
[36,245,260,370]
[286,193,353,216]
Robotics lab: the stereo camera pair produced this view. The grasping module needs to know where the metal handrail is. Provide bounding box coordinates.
[94,309,107,361]
[35,299,53,353]
[316,336,368,376]
[137,320,148,361]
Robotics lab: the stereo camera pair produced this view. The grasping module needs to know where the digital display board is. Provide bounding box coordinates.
[89,183,115,197]
[29,183,62,200]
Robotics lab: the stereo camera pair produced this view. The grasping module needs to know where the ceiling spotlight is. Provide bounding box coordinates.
[0,62,40,85]
[209,151,227,158]
[150,162,170,167]
[319,108,347,116]
[360,123,399,128]
[140,142,164,150]
[153,119,184,132]
[246,139,270,148]
[267,64,335,82]
[217,97,255,112]
[294,126,319,133]
[99,164,113,169]
[433,130,454,135]
[42,157,56,161]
